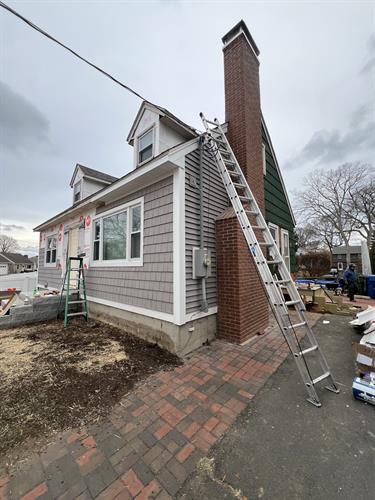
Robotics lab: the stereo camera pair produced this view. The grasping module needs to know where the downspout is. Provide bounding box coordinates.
[199,136,208,311]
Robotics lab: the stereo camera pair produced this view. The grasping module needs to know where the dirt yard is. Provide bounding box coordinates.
[0,319,181,463]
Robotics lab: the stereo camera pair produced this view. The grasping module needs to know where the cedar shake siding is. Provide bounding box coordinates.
[185,148,229,314]
[37,247,62,290]
[86,176,174,314]
[263,127,296,272]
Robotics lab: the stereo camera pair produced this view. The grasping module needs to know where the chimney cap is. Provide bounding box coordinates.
[222,20,260,56]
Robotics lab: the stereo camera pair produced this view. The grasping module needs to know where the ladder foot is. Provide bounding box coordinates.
[325,383,340,394]
[306,397,322,408]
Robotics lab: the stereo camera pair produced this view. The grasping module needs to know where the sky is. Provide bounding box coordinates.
[0,0,374,255]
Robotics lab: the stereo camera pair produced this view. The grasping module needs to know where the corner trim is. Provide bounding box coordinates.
[173,167,186,325]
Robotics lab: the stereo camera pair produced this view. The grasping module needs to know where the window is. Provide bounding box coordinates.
[337,261,344,271]
[46,235,57,264]
[138,128,153,164]
[73,181,81,203]
[262,143,266,176]
[92,199,143,266]
[268,223,280,248]
[281,229,290,271]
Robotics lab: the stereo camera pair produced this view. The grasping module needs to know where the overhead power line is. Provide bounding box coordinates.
[0,0,148,101]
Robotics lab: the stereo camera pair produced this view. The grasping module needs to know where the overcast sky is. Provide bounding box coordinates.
[0,0,374,254]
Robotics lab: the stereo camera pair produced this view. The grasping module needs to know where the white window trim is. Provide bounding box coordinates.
[137,126,155,167]
[45,234,58,267]
[281,228,290,271]
[73,180,82,203]
[90,197,144,267]
[262,143,266,176]
[268,223,280,249]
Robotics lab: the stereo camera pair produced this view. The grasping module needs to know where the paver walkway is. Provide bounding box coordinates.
[0,313,319,500]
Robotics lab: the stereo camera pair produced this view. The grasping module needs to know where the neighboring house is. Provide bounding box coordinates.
[0,253,34,274]
[34,21,296,354]
[0,254,10,276]
[332,246,363,273]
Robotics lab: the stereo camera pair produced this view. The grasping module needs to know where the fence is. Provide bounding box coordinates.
[0,272,38,296]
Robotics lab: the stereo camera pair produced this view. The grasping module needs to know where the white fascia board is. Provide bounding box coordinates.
[87,295,174,323]
[261,115,297,226]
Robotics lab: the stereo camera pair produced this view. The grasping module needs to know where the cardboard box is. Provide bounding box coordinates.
[353,343,375,375]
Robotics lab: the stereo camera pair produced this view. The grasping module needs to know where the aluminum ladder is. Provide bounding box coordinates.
[59,257,88,327]
[200,113,339,407]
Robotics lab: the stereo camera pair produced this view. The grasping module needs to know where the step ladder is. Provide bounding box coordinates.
[200,113,339,407]
[59,257,88,327]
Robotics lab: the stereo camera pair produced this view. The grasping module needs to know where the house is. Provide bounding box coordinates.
[0,253,34,274]
[34,21,296,354]
[332,245,363,274]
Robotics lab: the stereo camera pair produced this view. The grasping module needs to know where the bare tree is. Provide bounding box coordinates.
[0,234,19,253]
[295,164,367,266]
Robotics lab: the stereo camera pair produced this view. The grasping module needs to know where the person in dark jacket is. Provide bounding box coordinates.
[343,264,358,302]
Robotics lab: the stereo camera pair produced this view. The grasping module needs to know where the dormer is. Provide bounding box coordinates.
[70,164,118,204]
[127,101,197,169]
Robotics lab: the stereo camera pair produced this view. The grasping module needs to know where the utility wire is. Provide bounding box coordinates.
[0,0,148,102]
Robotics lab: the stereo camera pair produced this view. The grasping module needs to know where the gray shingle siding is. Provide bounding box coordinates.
[86,176,174,314]
[185,148,229,314]
[37,248,62,290]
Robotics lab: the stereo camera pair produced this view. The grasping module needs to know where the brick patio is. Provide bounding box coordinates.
[0,313,319,500]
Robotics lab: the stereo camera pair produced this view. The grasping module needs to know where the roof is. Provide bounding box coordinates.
[127,101,198,145]
[332,246,362,255]
[34,137,198,232]
[222,20,260,56]
[0,254,10,264]
[70,164,118,188]
[261,114,296,226]
[0,252,33,264]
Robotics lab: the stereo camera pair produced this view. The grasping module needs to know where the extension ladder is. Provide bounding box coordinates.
[200,113,339,407]
[59,257,88,327]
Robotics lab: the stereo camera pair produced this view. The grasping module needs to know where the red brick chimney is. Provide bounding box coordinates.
[215,20,269,344]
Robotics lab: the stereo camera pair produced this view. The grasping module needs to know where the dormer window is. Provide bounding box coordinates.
[73,181,81,203]
[138,128,154,165]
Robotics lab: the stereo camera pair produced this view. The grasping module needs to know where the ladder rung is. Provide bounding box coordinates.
[67,312,88,317]
[286,321,307,329]
[69,268,83,271]
[266,259,282,265]
[224,160,236,166]
[245,210,259,216]
[68,300,86,304]
[252,225,266,231]
[284,299,302,307]
[258,241,273,247]
[275,279,291,284]
[311,372,331,385]
[297,345,318,356]
[233,182,246,189]
[239,196,251,202]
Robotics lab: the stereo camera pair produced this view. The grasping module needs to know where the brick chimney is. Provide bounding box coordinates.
[215,20,269,344]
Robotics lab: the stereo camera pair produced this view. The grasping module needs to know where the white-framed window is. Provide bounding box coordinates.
[268,223,280,249]
[91,198,143,267]
[138,128,154,165]
[45,235,57,266]
[337,261,344,271]
[281,228,290,271]
[73,181,81,203]
[262,143,266,176]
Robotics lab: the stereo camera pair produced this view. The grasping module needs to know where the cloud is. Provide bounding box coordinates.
[0,223,26,232]
[285,104,375,170]
[360,34,375,75]
[0,81,50,152]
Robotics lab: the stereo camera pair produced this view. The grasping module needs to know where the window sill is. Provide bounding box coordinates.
[137,156,154,168]
[44,262,57,268]
[90,259,143,268]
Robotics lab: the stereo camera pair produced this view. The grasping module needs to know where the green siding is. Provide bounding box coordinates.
[263,127,296,272]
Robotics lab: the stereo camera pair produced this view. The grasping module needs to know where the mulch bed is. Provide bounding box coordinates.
[0,319,181,463]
